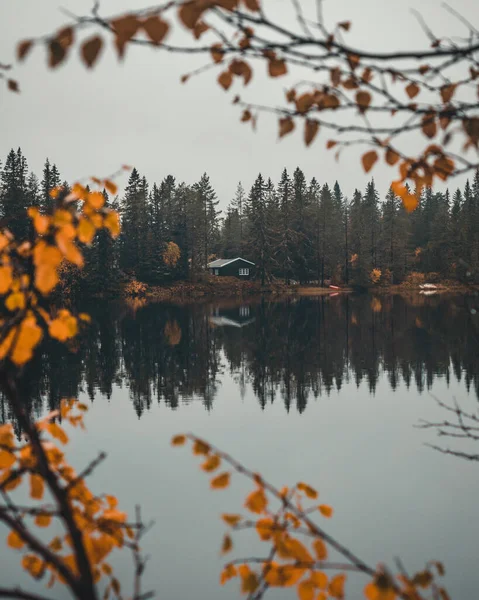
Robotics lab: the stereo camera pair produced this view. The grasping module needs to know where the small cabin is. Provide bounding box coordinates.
[208,257,255,279]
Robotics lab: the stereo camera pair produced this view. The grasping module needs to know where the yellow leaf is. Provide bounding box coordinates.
[298,579,315,600]
[77,218,95,244]
[222,514,242,526]
[239,565,259,594]
[103,211,121,238]
[298,482,318,499]
[313,538,328,560]
[35,514,52,527]
[201,454,221,472]
[7,530,25,549]
[87,191,105,210]
[171,434,186,446]
[0,266,13,295]
[245,487,268,513]
[11,316,43,365]
[193,439,210,455]
[221,534,233,554]
[5,292,26,312]
[35,265,59,295]
[329,574,346,599]
[47,422,69,444]
[220,563,237,585]
[22,554,44,578]
[318,504,333,518]
[0,449,15,469]
[255,517,275,540]
[311,571,328,589]
[210,472,230,489]
[284,537,313,562]
[49,316,77,342]
[30,473,44,500]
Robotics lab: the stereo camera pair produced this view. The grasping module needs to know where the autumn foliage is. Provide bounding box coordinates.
[9,0,479,214]
[172,434,450,600]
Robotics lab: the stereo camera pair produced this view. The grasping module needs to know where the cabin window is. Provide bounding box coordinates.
[214,269,219,275]
[239,306,250,317]
[239,268,249,276]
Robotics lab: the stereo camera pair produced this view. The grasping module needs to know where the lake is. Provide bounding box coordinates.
[1,292,479,599]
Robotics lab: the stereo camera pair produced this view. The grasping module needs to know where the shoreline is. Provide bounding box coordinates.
[122,278,477,303]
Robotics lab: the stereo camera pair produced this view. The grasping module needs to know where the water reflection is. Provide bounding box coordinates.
[2,293,478,423]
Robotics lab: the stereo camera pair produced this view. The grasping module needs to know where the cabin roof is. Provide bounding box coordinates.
[208,257,255,268]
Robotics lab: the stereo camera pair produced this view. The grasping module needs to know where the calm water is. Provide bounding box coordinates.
[2,293,479,599]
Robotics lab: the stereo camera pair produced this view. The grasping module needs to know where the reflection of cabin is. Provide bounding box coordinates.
[208,257,255,279]
[209,305,255,328]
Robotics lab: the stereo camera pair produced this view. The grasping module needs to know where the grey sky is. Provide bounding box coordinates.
[1,0,476,208]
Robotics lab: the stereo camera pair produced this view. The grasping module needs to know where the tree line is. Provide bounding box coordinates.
[2,147,479,292]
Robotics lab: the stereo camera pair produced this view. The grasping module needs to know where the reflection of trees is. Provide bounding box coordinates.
[1,294,479,422]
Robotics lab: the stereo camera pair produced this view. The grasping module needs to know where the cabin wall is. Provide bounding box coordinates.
[210,260,254,279]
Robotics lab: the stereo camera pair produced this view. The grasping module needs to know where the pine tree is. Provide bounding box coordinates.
[0,148,29,237]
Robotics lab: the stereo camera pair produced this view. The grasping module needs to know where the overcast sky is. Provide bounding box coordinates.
[1,0,476,208]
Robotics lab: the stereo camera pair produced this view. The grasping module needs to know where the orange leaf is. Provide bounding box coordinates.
[218,71,233,90]
[297,482,318,499]
[318,504,333,518]
[329,574,346,599]
[77,218,95,244]
[222,513,242,526]
[142,16,169,45]
[87,191,105,210]
[220,563,237,585]
[30,473,44,500]
[201,454,221,472]
[178,3,204,29]
[313,538,328,560]
[221,534,233,554]
[211,472,230,489]
[326,140,337,149]
[104,211,121,238]
[356,90,371,113]
[385,147,400,166]
[311,571,328,589]
[81,36,103,68]
[440,83,457,104]
[35,514,52,527]
[35,265,59,295]
[104,180,118,195]
[361,151,378,173]
[239,565,259,594]
[0,450,15,469]
[421,113,437,138]
[47,422,69,444]
[245,487,268,513]
[7,530,24,549]
[193,439,210,455]
[211,43,224,64]
[0,266,13,295]
[279,117,295,138]
[171,434,186,446]
[304,120,320,146]
[243,0,260,10]
[22,554,44,578]
[268,58,287,78]
[298,579,316,600]
[255,517,275,540]
[405,82,420,99]
[17,39,33,61]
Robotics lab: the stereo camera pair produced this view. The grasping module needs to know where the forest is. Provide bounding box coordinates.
[2,147,479,293]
